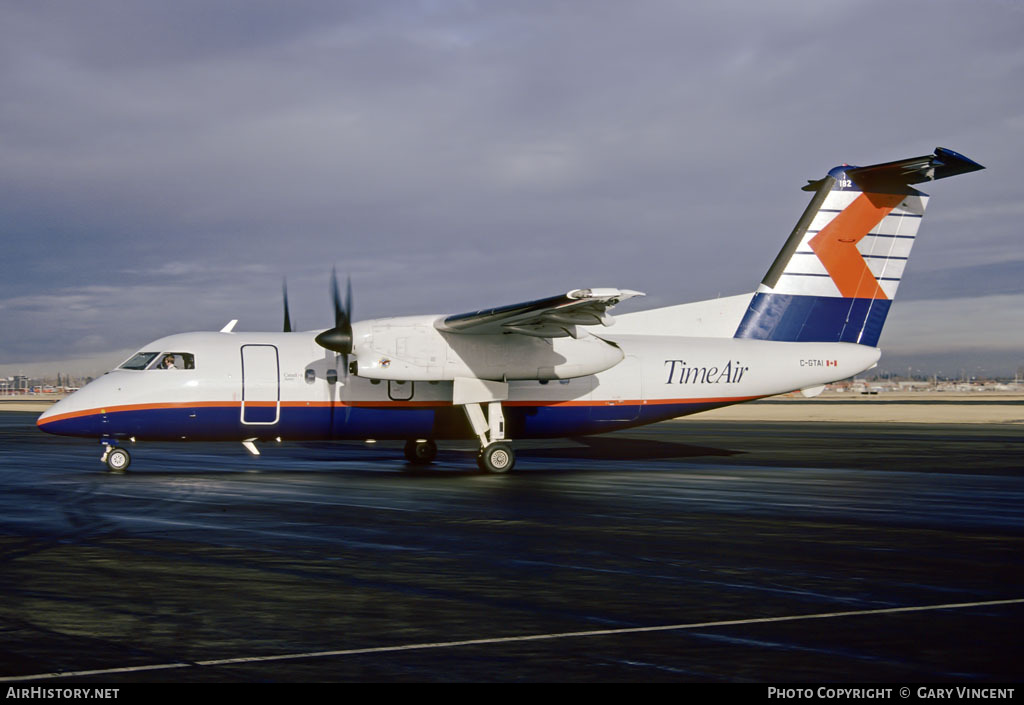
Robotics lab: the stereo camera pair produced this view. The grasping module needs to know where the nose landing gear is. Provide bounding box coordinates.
[101,445,131,473]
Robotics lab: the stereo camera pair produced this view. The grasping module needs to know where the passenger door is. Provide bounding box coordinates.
[241,344,280,425]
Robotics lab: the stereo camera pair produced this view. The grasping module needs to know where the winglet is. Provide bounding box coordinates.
[220,319,238,333]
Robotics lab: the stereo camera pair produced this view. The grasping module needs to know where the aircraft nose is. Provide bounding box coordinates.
[36,392,99,437]
[36,396,68,431]
[35,372,131,438]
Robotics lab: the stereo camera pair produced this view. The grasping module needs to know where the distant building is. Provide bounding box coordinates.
[1,376,29,395]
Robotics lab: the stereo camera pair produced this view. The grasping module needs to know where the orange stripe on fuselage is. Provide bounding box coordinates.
[37,400,238,426]
[809,191,904,299]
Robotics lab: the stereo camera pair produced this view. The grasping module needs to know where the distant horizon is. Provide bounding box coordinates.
[2,346,1021,382]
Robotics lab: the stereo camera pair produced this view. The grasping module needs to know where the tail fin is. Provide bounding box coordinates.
[734,147,983,346]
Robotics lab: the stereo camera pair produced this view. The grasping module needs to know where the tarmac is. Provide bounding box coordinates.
[0,406,1021,682]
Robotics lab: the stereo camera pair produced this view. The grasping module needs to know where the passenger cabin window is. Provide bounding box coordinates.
[153,353,195,370]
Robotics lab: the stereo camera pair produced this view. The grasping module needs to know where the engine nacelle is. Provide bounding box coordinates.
[349,315,623,382]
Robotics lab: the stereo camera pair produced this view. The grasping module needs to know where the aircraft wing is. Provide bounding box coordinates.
[435,288,644,338]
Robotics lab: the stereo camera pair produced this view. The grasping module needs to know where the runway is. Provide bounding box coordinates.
[1,411,1022,682]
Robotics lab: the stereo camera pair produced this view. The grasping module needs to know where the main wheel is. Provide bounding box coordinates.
[478,442,515,474]
[403,439,438,465]
[106,447,131,473]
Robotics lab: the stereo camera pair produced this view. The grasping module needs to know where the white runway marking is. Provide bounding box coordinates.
[3,597,1022,682]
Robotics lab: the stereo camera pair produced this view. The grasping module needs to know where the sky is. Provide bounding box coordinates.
[1,0,1022,378]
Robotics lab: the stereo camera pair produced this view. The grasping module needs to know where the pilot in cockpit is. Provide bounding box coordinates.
[161,355,177,370]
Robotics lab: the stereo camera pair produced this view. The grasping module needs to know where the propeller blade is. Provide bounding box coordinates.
[343,275,353,378]
[330,267,341,323]
[282,279,293,333]
[345,274,353,325]
[315,267,354,355]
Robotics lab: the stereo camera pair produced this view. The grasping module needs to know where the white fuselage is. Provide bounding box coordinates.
[37,321,879,443]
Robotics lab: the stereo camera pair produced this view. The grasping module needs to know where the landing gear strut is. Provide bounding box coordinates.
[455,378,516,474]
[404,438,438,465]
[461,401,515,473]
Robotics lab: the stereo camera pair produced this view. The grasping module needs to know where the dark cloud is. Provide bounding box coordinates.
[1,1,1021,373]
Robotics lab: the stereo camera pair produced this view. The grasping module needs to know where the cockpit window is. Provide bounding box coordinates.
[153,353,195,370]
[120,352,196,370]
[121,352,159,370]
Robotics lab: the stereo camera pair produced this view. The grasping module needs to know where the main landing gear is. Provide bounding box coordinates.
[476,441,514,474]
[456,378,516,474]
[101,444,131,473]
[399,379,518,473]
[402,437,515,473]
[462,401,515,473]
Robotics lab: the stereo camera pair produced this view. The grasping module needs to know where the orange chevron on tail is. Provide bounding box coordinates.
[808,191,904,299]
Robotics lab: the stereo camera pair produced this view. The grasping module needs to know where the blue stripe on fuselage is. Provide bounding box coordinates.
[38,400,739,443]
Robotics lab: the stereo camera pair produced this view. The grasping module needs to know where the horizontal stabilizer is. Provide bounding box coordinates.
[804,147,984,192]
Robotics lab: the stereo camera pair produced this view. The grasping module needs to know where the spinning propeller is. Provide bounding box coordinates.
[314,268,355,373]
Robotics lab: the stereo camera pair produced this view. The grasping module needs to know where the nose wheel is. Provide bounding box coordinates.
[101,446,131,473]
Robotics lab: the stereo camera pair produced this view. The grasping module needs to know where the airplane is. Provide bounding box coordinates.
[37,147,983,473]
